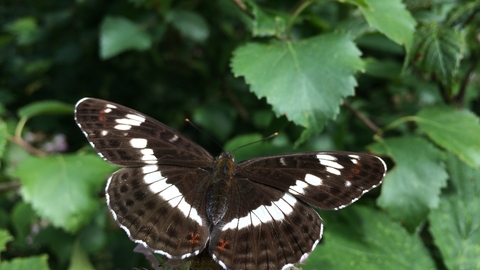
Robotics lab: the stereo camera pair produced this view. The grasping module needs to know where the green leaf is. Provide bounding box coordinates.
[308,206,436,270]
[252,110,274,129]
[0,121,7,160]
[34,227,73,265]
[359,0,416,50]
[4,17,39,45]
[429,154,480,270]
[416,105,480,168]
[15,154,116,232]
[166,10,209,43]
[246,0,288,37]
[100,16,152,59]
[192,102,236,142]
[0,229,13,253]
[364,58,402,79]
[17,100,73,119]
[68,241,95,270]
[23,59,52,76]
[445,2,480,27]
[369,136,448,229]
[0,255,50,270]
[224,133,263,162]
[411,23,465,88]
[231,33,363,145]
[11,202,36,248]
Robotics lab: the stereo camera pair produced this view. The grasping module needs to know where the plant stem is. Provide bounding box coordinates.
[343,101,381,135]
[286,0,315,39]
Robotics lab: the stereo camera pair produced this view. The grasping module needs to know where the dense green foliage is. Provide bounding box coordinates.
[1,0,479,269]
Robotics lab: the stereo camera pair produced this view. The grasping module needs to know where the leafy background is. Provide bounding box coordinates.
[1,0,479,269]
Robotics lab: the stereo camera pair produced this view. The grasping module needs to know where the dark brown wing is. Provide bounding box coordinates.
[75,97,214,167]
[106,165,211,259]
[209,179,322,270]
[236,151,386,210]
[75,98,215,259]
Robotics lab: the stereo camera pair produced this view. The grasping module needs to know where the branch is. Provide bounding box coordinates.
[224,85,249,122]
[454,54,480,106]
[0,181,21,192]
[232,0,253,18]
[8,136,47,157]
[343,100,380,135]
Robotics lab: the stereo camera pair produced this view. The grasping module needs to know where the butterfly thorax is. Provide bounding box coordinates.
[206,152,235,226]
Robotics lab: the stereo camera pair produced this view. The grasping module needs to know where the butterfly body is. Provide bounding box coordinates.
[206,152,235,226]
[75,98,387,270]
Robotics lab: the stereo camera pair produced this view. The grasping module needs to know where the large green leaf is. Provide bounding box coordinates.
[0,255,49,270]
[100,16,152,59]
[369,136,448,229]
[411,23,465,88]
[231,33,363,145]
[416,105,480,168]
[358,0,416,50]
[429,154,480,270]
[307,206,436,270]
[15,154,115,232]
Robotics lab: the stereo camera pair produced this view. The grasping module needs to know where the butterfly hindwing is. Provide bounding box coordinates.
[106,165,211,259]
[209,180,322,270]
[236,152,386,210]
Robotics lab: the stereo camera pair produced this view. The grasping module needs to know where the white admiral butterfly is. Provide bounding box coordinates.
[75,98,386,269]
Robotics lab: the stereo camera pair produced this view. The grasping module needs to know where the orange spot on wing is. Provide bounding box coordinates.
[217,239,229,251]
[351,168,360,174]
[188,232,200,244]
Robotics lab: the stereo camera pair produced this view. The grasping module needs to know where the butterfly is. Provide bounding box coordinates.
[75,98,386,270]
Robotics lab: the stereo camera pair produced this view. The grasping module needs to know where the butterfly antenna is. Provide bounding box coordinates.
[232,132,278,153]
[185,118,226,152]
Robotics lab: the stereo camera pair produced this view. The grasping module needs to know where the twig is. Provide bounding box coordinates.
[454,54,480,106]
[343,100,380,134]
[0,181,21,192]
[224,84,249,122]
[286,0,313,40]
[8,136,47,157]
[437,79,451,104]
[232,0,253,18]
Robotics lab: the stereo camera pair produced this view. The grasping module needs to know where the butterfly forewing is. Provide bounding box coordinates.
[236,152,386,210]
[74,98,213,167]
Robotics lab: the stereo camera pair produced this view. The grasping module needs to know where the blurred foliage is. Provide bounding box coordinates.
[1,0,480,269]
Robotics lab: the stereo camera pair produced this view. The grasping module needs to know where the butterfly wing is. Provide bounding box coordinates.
[209,179,322,270]
[74,98,214,167]
[209,151,386,269]
[236,151,386,210]
[75,98,214,259]
[107,165,211,258]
